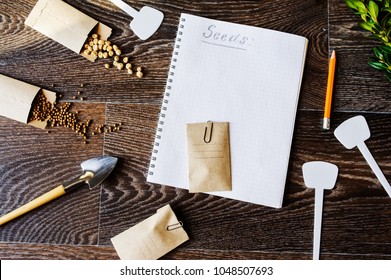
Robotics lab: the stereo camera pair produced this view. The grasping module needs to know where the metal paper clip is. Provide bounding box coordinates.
[166,221,184,231]
[203,121,213,143]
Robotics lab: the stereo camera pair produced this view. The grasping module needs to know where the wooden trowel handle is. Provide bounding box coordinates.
[0,185,66,226]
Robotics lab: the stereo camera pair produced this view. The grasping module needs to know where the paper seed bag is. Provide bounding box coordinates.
[111,205,189,260]
[25,0,112,62]
[0,74,56,129]
[187,122,232,193]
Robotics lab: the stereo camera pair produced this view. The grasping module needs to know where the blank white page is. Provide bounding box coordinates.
[147,13,308,208]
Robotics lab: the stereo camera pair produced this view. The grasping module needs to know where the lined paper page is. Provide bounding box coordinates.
[147,13,308,208]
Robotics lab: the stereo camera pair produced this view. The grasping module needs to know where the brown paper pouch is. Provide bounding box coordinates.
[187,121,232,193]
[0,74,56,129]
[110,205,189,260]
[25,0,112,62]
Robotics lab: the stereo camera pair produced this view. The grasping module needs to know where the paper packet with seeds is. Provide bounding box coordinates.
[0,74,56,129]
[187,121,232,193]
[110,205,189,260]
[25,0,112,62]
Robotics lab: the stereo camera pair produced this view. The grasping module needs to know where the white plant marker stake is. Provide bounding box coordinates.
[302,161,338,260]
[109,0,164,40]
[334,115,391,198]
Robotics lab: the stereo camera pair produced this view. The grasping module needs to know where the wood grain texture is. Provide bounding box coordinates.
[0,243,118,260]
[1,0,391,260]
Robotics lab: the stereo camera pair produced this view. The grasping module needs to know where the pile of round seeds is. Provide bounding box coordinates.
[83,33,144,77]
[28,91,123,144]
[28,91,54,122]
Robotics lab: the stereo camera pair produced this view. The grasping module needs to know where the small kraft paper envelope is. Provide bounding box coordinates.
[110,205,189,260]
[25,0,112,62]
[0,74,56,129]
[187,121,232,193]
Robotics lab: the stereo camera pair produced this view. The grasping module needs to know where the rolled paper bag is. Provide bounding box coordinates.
[0,74,56,129]
[25,0,112,62]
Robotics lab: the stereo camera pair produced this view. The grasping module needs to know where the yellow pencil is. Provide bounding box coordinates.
[323,50,336,130]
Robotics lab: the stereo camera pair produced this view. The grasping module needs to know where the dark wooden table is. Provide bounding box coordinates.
[1,0,391,260]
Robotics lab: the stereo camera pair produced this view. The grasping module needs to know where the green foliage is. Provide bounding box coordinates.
[345,0,391,81]
[369,46,391,81]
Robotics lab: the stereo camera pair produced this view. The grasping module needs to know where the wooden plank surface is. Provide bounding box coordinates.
[1,0,391,260]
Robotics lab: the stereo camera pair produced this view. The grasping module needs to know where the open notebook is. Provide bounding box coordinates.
[147,13,308,208]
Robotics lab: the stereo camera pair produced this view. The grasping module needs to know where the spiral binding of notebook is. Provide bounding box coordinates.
[148,16,186,176]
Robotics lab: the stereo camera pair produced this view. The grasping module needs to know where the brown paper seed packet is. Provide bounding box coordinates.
[110,205,189,260]
[0,74,56,129]
[25,0,112,62]
[187,121,232,193]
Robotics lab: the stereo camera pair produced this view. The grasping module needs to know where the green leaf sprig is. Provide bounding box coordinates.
[345,0,391,81]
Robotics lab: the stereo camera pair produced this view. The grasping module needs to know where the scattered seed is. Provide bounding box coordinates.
[83,34,142,76]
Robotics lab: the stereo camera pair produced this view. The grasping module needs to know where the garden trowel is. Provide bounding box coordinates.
[0,155,118,226]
